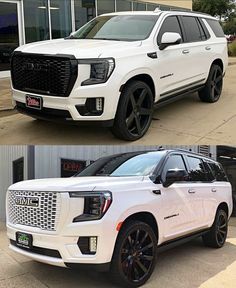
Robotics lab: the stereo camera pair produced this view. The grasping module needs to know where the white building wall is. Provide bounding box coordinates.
[34,145,161,178]
[0,146,28,220]
[34,145,216,179]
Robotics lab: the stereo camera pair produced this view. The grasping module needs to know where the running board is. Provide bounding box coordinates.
[155,84,205,109]
[157,228,209,253]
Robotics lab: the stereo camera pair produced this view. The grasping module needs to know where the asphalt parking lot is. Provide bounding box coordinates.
[0,62,236,145]
[0,220,236,288]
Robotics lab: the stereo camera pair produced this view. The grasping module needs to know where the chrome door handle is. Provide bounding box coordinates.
[205,46,211,51]
[182,49,190,54]
[212,188,217,193]
[188,189,196,194]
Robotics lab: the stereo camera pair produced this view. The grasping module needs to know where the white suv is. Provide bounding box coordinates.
[11,10,228,141]
[6,149,233,287]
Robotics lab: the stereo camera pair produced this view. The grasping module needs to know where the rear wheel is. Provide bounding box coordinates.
[111,80,154,141]
[110,220,157,287]
[199,64,223,103]
[202,209,228,248]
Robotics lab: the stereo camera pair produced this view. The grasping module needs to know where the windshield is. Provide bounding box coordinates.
[76,151,166,177]
[70,15,159,41]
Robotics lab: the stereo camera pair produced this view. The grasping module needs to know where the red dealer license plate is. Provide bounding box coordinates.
[26,95,42,110]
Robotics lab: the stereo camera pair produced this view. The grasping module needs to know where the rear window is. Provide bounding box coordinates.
[205,19,225,38]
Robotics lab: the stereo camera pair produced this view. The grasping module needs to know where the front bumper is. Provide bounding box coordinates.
[7,220,117,268]
[12,75,121,123]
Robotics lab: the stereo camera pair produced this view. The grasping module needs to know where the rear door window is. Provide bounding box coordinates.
[181,16,203,42]
[186,156,208,181]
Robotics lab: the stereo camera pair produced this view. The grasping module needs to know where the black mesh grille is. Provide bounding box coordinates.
[11,52,78,97]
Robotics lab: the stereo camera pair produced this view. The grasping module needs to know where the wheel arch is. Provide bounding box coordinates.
[118,211,159,240]
[217,202,229,218]
[211,58,224,72]
[120,74,156,100]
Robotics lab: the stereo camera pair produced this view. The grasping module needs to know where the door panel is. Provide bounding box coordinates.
[160,183,201,241]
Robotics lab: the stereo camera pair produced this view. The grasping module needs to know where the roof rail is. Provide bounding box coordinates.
[169,9,212,17]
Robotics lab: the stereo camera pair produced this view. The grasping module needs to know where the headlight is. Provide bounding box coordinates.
[69,191,112,222]
[79,58,115,86]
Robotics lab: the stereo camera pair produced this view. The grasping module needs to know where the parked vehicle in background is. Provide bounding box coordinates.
[6,149,233,287]
[11,10,228,141]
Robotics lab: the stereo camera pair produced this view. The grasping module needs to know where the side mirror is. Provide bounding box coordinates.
[163,169,188,188]
[159,32,182,51]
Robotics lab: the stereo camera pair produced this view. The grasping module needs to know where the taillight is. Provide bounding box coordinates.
[69,191,112,222]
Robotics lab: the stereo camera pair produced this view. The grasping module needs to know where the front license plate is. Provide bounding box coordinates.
[26,95,42,110]
[16,232,33,249]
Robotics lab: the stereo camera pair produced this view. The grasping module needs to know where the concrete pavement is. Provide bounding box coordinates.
[0,220,236,288]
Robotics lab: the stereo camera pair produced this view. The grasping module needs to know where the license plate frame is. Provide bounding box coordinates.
[25,95,43,110]
[16,232,33,249]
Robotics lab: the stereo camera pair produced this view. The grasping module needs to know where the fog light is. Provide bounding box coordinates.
[89,237,97,253]
[96,98,103,112]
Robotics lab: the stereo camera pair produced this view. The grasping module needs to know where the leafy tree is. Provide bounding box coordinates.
[224,18,236,34]
[193,0,236,20]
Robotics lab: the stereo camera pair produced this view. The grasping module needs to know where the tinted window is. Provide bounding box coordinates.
[72,15,159,41]
[187,156,207,181]
[208,161,228,182]
[162,154,187,182]
[77,152,166,177]
[197,19,208,40]
[157,16,183,45]
[206,19,225,38]
[182,16,202,42]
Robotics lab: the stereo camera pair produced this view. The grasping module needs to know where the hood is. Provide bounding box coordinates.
[8,176,144,192]
[16,38,142,59]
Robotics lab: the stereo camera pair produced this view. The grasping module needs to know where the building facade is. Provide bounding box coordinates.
[0,145,217,220]
[0,0,192,78]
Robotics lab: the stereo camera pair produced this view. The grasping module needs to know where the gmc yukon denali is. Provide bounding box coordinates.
[6,149,233,287]
[11,10,228,141]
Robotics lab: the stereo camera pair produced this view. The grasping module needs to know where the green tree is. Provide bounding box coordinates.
[193,0,235,20]
[224,18,236,34]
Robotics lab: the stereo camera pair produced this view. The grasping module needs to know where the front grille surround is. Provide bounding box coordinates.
[8,190,61,231]
[11,52,78,97]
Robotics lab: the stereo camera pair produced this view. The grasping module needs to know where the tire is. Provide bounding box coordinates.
[202,209,228,248]
[199,64,223,103]
[111,80,154,141]
[110,220,157,287]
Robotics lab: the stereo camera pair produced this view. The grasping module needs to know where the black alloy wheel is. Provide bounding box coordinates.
[111,81,154,141]
[202,209,228,248]
[110,221,157,287]
[216,212,228,246]
[199,64,223,103]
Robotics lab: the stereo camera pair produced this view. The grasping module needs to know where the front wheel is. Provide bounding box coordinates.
[110,220,157,287]
[199,64,223,103]
[111,80,154,141]
[202,209,228,248]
